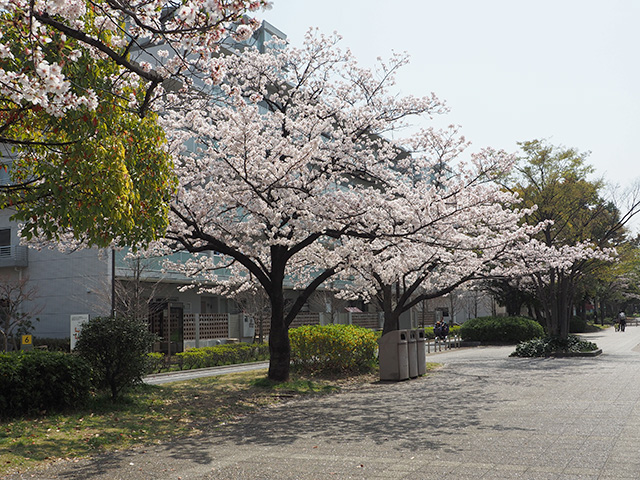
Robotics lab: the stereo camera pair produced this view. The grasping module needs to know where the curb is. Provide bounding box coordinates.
[550,348,603,358]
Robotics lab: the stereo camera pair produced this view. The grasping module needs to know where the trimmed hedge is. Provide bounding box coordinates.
[289,324,378,375]
[511,335,599,357]
[460,316,544,344]
[0,351,92,417]
[146,352,165,374]
[175,343,270,370]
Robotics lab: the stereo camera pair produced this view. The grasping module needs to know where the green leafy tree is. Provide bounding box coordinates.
[75,316,157,401]
[0,0,266,247]
[589,241,640,321]
[0,6,174,247]
[500,140,640,337]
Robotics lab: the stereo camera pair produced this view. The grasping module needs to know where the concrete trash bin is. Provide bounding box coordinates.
[378,329,409,381]
[408,329,418,378]
[416,329,426,376]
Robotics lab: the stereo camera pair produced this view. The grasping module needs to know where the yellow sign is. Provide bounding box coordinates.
[21,335,32,345]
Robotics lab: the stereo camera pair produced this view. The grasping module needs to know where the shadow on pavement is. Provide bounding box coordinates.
[22,341,637,479]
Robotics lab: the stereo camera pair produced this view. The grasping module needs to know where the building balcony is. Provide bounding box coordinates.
[0,245,28,268]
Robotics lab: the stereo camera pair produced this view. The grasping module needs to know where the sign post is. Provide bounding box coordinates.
[20,334,33,351]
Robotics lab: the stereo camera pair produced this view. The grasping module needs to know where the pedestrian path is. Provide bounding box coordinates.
[12,326,640,479]
[144,361,270,385]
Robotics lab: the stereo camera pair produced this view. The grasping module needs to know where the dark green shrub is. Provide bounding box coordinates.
[289,324,378,375]
[569,316,587,333]
[460,316,544,344]
[176,343,269,370]
[75,316,157,401]
[0,351,92,416]
[32,337,71,352]
[511,335,599,357]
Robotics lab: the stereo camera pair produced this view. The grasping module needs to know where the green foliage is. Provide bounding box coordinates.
[502,140,627,338]
[510,335,599,357]
[145,352,165,374]
[460,316,544,343]
[75,316,157,401]
[32,337,71,352]
[0,351,92,417]
[289,324,378,375]
[513,140,604,246]
[11,107,175,248]
[569,316,588,333]
[0,9,176,248]
[175,343,270,370]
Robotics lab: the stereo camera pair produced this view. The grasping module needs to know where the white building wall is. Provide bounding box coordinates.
[26,247,111,337]
[0,210,111,338]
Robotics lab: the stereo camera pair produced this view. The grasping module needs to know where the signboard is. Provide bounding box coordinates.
[21,334,33,351]
[70,314,90,351]
[242,315,255,338]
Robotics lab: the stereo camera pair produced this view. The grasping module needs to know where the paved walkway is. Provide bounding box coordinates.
[144,362,271,385]
[11,326,640,479]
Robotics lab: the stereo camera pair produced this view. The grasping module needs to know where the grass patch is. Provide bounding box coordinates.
[1,363,441,476]
[586,322,610,331]
[0,369,368,475]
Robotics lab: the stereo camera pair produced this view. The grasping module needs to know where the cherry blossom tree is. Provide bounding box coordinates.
[1,0,269,121]
[156,31,447,381]
[0,0,269,246]
[335,127,541,335]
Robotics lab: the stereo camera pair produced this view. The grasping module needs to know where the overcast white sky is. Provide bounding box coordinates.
[260,0,640,193]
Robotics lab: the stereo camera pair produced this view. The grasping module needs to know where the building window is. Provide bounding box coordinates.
[0,229,10,247]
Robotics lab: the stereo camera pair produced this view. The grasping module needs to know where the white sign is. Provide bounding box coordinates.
[242,315,255,338]
[70,314,90,351]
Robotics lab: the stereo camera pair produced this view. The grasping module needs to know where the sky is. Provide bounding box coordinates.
[259,0,640,193]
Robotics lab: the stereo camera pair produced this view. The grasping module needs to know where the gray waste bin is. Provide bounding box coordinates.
[416,329,426,376]
[408,329,418,378]
[378,329,409,381]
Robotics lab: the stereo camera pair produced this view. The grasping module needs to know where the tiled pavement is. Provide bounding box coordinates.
[10,326,640,479]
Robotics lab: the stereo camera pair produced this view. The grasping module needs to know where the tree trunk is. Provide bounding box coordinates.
[380,284,400,335]
[267,248,290,382]
[559,274,574,338]
[539,270,574,338]
[268,308,290,381]
[505,291,523,317]
[382,310,401,336]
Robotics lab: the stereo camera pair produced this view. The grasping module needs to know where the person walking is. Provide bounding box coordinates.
[618,310,627,332]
